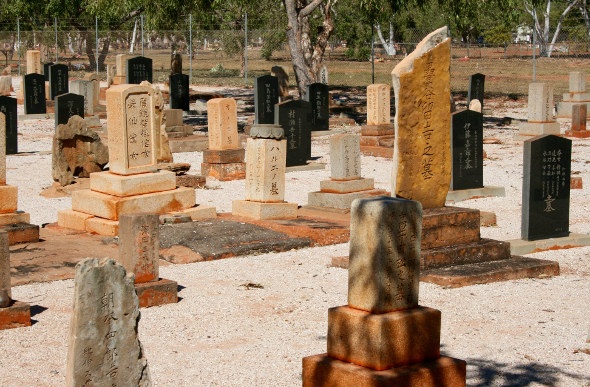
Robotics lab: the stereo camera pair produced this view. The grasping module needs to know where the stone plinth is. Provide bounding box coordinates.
[0,301,32,330]
[557,72,590,118]
[135,278,178,308]
[90,170,176,197]
[200,149,246,181]
[565,104,590,138]
[519,83,561,137]
[232,200,297,220]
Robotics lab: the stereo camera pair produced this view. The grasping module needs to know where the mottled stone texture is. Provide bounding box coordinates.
[244,138,287,202]
[119,213,159,283]
[0,113,5,185]
[26,50,41,75]
[65,258,151,387]
[330,134,361,180]
[207,98,239,150]
[348,197,422,313]
[0,232,10,299]
[391,26,451,208]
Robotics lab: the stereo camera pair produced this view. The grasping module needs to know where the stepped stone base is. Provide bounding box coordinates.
[0,222,39,245]
[308,189,387,210]
[302,355,466,387]
[135,278,178,308]
[320,178,375,193]
[201,162,246,181]
[0,185,17,213]
[360,145,393,158]
[360,135,394,147]
[0,301,31,330]
[422,206,480,249]
[565,129,590,138]
[516,121,561,138]
[232,200,297,220]
[203,148,245,164]
[446,186,506,202]
[169,135,209,153]
[557,99,590,118]
[0,212,31,226]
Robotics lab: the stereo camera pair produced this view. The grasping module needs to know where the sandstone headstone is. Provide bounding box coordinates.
[116,54,131,76]
[141,82,173,164]
[119,213,159,283]
[245,138,287,202]
[207,98,239,150]
[1,66,10,76]
[0,76,11,96]
[0,96,17,154]
[26,50,41,75]
[127,56,153,84]
[331,134,361,180]
[528,83,555,122]
[49,64,69,100]
[391,26,451,208]
[65,257,151,386]
[366,84,391,126]
[0,231,10,301]
[23,73,47,114]
[271,65,290,100]
[572,104,587,132]
[52,115,109,186]
[169,73,189,111]
[83,73,101,108]
[254,75,279,124]
[569,71,585,93]
[106,84,157,175]
[107,64,116,86]
[70,80,95,115]
[348,197,422,313]
[469,99,482,113]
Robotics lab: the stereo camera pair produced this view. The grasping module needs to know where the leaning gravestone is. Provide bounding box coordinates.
[275,99,312,167]
[65,258,151,386]
[69,80,95,115]
[0,96,17,154]
[522,134,571,241]
[391,26,451,208]
[55,93,85,127]
[451,109,483,190]
[127,56,153,84]
[305,83,329,132]
[43,62,54,81]
[49,64,69,100]
[169,73,190,111]
[23,73,47,114]
[254,74,279,124]
[467,73,485,110]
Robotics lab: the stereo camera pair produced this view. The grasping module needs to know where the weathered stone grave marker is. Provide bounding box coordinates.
[43,62,54,81]
[169,73,190,111]
[0,231,32,330]
[522,134,571,241]
[127,56,153,84]
[451,109,483,190]
[70,80,95,115]
[518,83,560,138]
[49,64,69,100]
[275,99,312,167]
[65,258,151,386]
[254,74,279,124]
[360,84,395,158]
[565,104,590,138]
[23,73,47,115]
[557,71,590,118]
[0,96,17,154]
[303,197,467,386]
[467,73,485,110]
[26,50,41,75]
[55,93,85,127]
[305,82,330,132]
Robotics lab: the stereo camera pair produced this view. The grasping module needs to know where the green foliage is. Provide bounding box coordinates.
[260,29,286,60]
[345,45,371,61]
[483,25,513,45]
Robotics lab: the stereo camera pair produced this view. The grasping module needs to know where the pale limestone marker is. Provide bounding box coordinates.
[70,80,95,115]
[330,134,361,180]
[391,26,451,208]
[116,54,130,77]
[65,258,151,386]
[366,84,390,126]
[119,213,159,284]
[518,83,560,137]
[26,50,41,75]
[557,72,590,118]
[0,76,11,96]
[348,197,422,312]
[207,98,239,150]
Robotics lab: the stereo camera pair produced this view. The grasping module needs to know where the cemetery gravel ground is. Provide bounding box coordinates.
[0,80,589,386]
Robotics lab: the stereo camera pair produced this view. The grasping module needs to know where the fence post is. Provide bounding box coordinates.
[54,17,58,62]
[95,16,99,74]
[17,18,20,76]
[189,14,193,85]
[141,14,144,56]
[244,12,248,84]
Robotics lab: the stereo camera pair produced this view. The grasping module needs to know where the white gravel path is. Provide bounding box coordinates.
[0,83,589,386]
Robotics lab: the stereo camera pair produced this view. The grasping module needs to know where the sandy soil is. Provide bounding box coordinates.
[0,81,589,386]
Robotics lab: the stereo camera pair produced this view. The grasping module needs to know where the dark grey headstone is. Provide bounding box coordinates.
[275,99,312,167]
[169,74,189,111]
[305,83,330,132]
[43,62,54,81]
[451,109,483,190]
[522,134,571,241]
[24,73,47,115]
[467,73,485,110]
[55,93,85,127]
[0,96,17,154]
[254,75,279,124]
[126,56,153,84]
[49,64,69,100]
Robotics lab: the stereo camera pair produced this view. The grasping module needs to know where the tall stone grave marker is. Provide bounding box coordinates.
[0,231,32,330]
[319,65,329,85]
[391,26,451,208]
[305,83,330,132]
[518,83,560,137]
[451,109,483,190]
[557,71,590,118]
[119,213,178,307]
[169,73,190,111]
[201,98,246,180]
[360,84,395,158]
[308,134,386,209]
[23,73,47,114]
[127,56,153,84]
[565,104,590,138]
[65,258,151,386]
[303,197,467,386]
[522,134,571,241]
[467,73,485,110]
[0,76,11,96]
[55,93,85,127]
[254,74,279,124]
[70,80,95,115]
[170,52,182,75]
[49,64,69,100]
[43,62,54,81]
[275,99,312,167]
[0,96,17,154]
[232,126,298,219]
[26,50,41,75]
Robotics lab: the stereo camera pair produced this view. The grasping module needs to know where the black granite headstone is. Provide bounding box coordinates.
[169,74,190,111]
[49,64,69,100]
[467,73,485,110]
[275,99,312,167]
[305,83,330,132]
[0,96,17,154]
[126,56,153,84]
[23,73,47,115]
[451,109,483,190]
[522,134,571,241]
[43,62,54,81]
[55,93,85,127]
[255,75,279,124]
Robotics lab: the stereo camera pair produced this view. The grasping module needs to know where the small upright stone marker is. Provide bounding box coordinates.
[391,26,451,208]
[360,84,395,158]
[451,109,484,190]
[169,73,190,111]
[127,56,153,84]
[0,231,32,330]
[26,50,41,75]
[275,99,312,167]
[65,258,151,386]
[254,74,279,124]
[305,83,330,132]
[467,73,485,110]
[70,80,96,115]
[0,96,17,154]
[23,73,47,115]
[518,83,560,137]
[557,71,590,118]
[366,84,391,126]
[49,64,69,100]
[565,104,590,138]
[302,197,466,386]
[55,93,85,127]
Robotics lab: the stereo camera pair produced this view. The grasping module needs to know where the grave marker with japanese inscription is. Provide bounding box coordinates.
[254,75,279,124]
[0,96,17,154]
[305,83,330,132]
[55,93,85,127]
[23,73,47,114]
[127,56,153,84]
[49,64,69,100]
[467,73,485,110]
[451,109,483,190]
[275,99,312,167]
[69,80,95,115]
[169,73,190,111]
